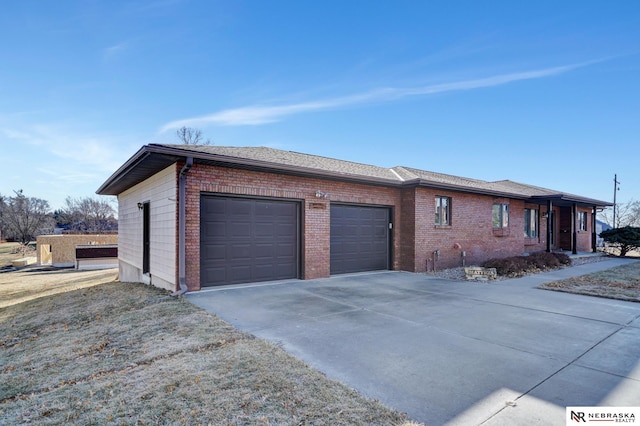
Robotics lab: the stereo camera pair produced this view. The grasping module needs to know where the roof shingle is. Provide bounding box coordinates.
[97,143,611,206]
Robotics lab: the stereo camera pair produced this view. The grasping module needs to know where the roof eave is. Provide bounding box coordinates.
[530,194,612,207]
[97,144,614,208]
[96,146,151,195]
[96,144,404,195]
[188,153,402,187]
[412,179,530,200]
[96,145,186,195]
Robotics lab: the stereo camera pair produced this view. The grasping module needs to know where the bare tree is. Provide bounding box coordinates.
[0,190,54,244]
[60,196,117,233]
[598,200,640,228]
[175,126,211,145]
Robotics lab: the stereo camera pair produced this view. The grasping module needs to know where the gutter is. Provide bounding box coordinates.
[145,144,404,187]
[172,156,193,297]
[96,149,151,195]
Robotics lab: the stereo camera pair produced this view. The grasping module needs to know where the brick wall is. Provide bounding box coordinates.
[524,202,548,253]
[184,163,401,291]
[555,206,594,252]
[399,188,416,271]
[577,207,594,252]
[180,162,594,290]
[413,189,529,271]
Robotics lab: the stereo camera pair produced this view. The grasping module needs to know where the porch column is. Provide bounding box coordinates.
[571,202,578,255]
[591,205,597,252]
[546,200,553,252]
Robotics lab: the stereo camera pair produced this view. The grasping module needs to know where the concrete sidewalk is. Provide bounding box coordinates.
[187,259,640,425]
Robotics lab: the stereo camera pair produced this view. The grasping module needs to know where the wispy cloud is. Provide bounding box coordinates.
[0,123,134,208]
[160,61,596,131]
[103,41,129,61]
[0,124,130,173]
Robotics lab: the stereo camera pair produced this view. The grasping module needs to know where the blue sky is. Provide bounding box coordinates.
[1,1,639,211]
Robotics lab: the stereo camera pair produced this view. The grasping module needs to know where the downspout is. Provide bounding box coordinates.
[571,202,578,255]
[172,156,193,297]
[591,205,597,253]
[546,200,553,252]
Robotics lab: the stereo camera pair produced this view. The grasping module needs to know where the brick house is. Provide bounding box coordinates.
[97,144,611,292]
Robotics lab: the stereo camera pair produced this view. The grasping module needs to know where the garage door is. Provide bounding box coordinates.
[200,196,300,287]
[330,204,391,275]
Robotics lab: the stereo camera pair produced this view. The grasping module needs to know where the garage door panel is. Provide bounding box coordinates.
[254,265,274,278]
[230,199,252,215]
[228,246,251,260]
[330,204,390,275]
[202,267,226,282]
[276,222,296,233]
[202,244,226,260]
[254,223,275,237]
[275,243,295,256]
[201,196,300,287]
[229,266,252,281]
[229,221,252,237]
[204,223,227,237]
[254,243,276,258]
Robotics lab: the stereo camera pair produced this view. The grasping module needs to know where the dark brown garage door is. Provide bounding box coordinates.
[200,196,300,286]
[330,204,391,275]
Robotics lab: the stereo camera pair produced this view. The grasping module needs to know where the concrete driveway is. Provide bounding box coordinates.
[187,259,640,425]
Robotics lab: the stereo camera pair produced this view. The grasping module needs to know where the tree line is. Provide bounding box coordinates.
[598,199,640,228]
[0,190,117,244]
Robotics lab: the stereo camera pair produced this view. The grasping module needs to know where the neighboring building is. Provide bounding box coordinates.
[97,144,611,292]
[595,220,612,247]
[36,234,118,268]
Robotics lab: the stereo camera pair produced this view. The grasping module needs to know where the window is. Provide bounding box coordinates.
[435,196,451,226]
[578,211,588,231]
[492,203,509,228]
[524,208,538,238]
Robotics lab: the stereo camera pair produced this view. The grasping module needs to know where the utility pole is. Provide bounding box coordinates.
[613,174,620,228]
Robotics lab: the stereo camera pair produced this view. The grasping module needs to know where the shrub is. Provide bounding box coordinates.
[550,252,571,265]
[527,251,561,269]
[481,251,569,277]
[600,226,640,257]
[481,256,531,277]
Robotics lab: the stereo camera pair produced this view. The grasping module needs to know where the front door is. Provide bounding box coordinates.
[142,202,150,274]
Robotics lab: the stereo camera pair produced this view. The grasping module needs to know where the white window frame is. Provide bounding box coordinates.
[524,208,538,238]
[435,196,451,226]
[578,211,588,232]
[492,203,509,229]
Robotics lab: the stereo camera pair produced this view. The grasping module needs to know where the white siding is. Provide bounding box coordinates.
[118,164,177,291]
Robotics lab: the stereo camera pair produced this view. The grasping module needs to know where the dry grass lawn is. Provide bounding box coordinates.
[539,260,640,302]
[0,242,24,269]
[0,267,414,425]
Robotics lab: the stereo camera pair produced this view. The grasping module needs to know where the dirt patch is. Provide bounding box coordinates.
[539,260,640,302]
[0,242,28,269]
[0,266,119,308]
[0,269,414,425]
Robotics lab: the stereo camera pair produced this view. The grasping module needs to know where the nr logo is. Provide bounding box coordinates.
[570,411,586,422]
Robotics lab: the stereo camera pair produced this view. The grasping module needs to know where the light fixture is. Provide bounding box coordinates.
[315,190,329,199]
[137,202,144,210]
